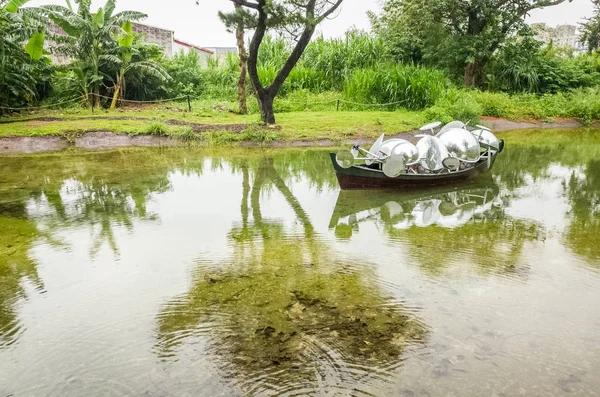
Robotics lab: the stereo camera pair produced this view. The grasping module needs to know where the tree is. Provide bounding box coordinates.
[219,0,344,124]
[42,0,146,107]
[1,0,51,112]
[372,0,571,87]
[581,0,600,53]
[219,4,250,114]
[109,22,169,109]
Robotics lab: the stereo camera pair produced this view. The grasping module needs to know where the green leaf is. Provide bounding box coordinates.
[25,33,45,61]
[93,7,104,27]
[118,21,134,48]
[4,0,30,13]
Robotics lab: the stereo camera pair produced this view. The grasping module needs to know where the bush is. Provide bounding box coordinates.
[145,122,169,136]
[425,89,482,123]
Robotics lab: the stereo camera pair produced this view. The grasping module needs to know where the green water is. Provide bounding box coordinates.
[1,130,599,396]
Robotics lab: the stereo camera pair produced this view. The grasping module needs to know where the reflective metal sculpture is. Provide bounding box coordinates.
[420,121,442,134]
[382,154,406,177]
[438,128,481,163]
[438,120,466,135]
[471,129,500,151]
[366,134,385,166]
[416,135,449,171]
[336,151,355,169]
[380,139,419,166]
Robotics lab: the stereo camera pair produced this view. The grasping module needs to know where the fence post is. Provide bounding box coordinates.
[336,99,340,111]
[187,95,192,112]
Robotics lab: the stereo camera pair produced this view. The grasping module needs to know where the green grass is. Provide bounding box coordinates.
[0,108,427,142]
[145,122,169,136]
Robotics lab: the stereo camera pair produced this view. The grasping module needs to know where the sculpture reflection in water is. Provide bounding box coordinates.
[330,182,543,276]
[155,158,428,396]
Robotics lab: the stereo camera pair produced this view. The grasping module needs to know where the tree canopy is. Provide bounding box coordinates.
[219,0,344,123]
[371,0,572,87]
[581,0,600,53]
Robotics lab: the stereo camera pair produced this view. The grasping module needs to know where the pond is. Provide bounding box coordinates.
[1,129,599,396]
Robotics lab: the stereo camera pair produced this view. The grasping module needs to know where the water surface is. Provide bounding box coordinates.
[1,129,600,396]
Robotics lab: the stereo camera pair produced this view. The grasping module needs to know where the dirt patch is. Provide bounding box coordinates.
[480,117,583,132]
[0,136,68,154]
[164,120,250,133]
[0,118,593,155]
[74,131,180,150]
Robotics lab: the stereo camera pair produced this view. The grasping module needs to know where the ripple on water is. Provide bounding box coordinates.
[154,287,428,396]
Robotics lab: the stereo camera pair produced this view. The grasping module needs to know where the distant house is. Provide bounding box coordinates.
[531,23,586,52]
[172,39,215,66]
[203,47,238,64]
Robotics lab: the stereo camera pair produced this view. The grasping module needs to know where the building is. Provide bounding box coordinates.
[45,22,236,65]
[173,39,215,66]
[132,23,174,58]
[531,23,586,52]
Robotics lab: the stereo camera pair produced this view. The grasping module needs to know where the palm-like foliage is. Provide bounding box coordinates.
[107,22,169,109]
[42,0,147,107]
[0,0,52,112]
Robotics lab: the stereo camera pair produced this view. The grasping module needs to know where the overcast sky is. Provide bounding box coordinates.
[30,0,594,47]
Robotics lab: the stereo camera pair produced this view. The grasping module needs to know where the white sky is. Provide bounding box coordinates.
[30,0,594,47]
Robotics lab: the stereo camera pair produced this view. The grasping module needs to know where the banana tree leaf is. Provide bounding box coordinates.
[93,7,104,27]
[118,21,134,48]
[25,33,45,61]
[4,0,31,13]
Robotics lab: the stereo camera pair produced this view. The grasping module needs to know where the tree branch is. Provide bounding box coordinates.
[229,0,260,10]
[246,0,266,95]
[316,0,344,24]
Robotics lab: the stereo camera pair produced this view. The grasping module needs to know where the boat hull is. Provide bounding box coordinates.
[330,147,500,190]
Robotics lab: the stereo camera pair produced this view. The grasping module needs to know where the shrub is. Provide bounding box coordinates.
[425,89,482,123]
[145,122,169,136]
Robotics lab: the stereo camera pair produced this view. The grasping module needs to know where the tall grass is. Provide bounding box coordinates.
[344,64,448,110]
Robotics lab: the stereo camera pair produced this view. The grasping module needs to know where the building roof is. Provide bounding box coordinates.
[174,39,214,54]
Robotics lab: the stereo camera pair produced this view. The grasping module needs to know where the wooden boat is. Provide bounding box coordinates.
[330,145,503,190]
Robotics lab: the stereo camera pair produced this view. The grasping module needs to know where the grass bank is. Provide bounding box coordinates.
[0,105,427,143]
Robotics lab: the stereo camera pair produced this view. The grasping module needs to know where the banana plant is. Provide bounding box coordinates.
[108,21,169,110]
[1,0,51,111]
[42,0,147,107]
[3,0,45,61]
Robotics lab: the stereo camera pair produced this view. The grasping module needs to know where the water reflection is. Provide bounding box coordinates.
[155,158,427,396]
[0,216,43,348]
[565,160,600,267]
[0,135,600,396]
[330,183,543,276]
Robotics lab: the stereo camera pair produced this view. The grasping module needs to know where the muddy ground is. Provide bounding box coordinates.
[0,117,589,155]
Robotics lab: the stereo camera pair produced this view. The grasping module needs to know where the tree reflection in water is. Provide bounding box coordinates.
[0,150,199,348]
[564,160,600,267]
[155,158,427,396]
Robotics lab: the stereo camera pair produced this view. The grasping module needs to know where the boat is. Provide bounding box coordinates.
[331,121,505,190]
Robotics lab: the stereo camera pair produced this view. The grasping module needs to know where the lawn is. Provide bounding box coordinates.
[0,100,427,143]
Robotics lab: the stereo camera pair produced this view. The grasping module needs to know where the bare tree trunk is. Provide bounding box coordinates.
[464,62,477,87]
[257,93,275,124]
[463,58,488,88]
[235,4,248,114]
